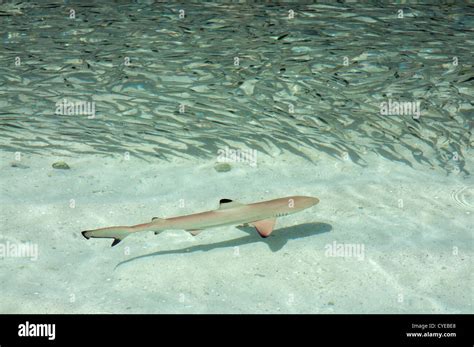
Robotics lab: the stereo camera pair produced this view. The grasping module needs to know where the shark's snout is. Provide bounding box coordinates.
[298,196,320,207]
[308,197,320,206]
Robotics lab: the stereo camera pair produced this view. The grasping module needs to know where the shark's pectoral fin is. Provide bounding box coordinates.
[187,229,203,236]
[250,218,277,238]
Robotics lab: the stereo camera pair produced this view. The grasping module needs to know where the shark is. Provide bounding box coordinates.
[81,196,319,247]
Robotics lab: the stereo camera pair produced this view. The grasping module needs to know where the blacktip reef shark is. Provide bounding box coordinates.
[82,196,319,247]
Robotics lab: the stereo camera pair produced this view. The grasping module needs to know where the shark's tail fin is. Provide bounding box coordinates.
[81,226,135,247]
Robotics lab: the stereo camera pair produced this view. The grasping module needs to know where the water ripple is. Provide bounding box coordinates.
[0,3,472,175]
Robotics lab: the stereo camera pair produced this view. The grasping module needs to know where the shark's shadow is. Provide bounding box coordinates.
[116,222,332,268]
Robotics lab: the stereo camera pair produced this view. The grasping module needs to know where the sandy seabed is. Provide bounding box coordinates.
[0,150,472,314]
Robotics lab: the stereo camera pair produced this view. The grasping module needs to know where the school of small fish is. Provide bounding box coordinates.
[0,3,472,175]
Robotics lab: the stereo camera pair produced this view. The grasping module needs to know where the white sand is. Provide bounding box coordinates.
[0,150,472,313]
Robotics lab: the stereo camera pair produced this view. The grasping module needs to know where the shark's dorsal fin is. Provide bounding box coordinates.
[218,199,243,209]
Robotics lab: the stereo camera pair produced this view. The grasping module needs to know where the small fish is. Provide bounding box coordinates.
[82,196,320,247]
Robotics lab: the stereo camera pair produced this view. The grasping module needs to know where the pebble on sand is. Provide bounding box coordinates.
[214,163,231,172]
[52,161,70,170]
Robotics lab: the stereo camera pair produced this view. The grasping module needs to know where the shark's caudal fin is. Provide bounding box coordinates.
[81,226,135,247]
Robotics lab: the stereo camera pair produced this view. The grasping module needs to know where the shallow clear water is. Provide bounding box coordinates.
[0,2,472,313]
[1,2,472,172]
